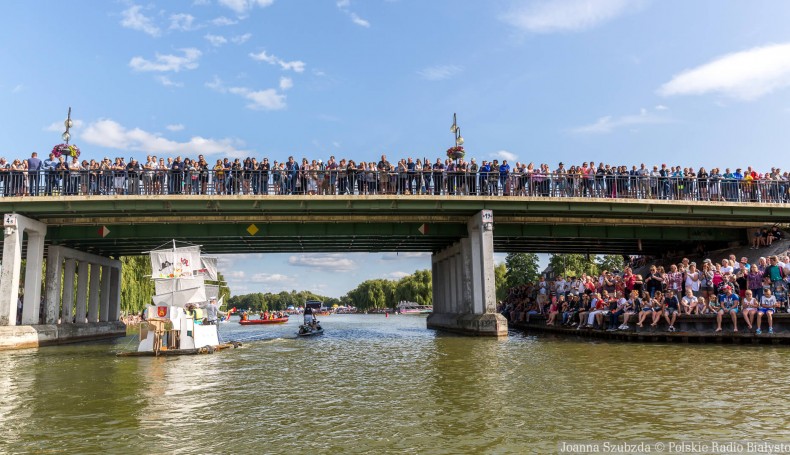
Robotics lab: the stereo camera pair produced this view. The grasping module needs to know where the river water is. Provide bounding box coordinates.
[1,314,789,454]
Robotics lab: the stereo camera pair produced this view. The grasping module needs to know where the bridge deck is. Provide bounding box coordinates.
[1,195,784,255]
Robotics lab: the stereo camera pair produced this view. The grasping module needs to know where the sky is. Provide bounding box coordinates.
[2,0,790,297]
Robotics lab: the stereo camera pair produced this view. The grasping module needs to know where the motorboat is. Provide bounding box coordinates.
[298,300,324,337]
[239,317,289,325]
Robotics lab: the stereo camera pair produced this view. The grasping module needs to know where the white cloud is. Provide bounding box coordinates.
[231,33,252,44]
[129,48,202,72]
[380,252,430,261]
[349,13,370,28]
[45,119,84,132]
[490,150,518,162]
[225,271,246,279]
[500,0,641,33]
[218,0,274,15]
[658,42,790,101]
[336,0,371,28]
[385,271,410,279]
[249,50,306,72]
[156,75,184,88]
[571,109,670,134]
[229,87,286,110]
[169,13,196,31]
[12,84,23,93]
[165,124,185,131]
[279,77,293,90]
[212,16,238,26]
[120,5,161,37]
[417,65,463,81]
[80,119,250,158]
[207,76,287,110]
[654,104,669,110]
[288,254,356,272]
[250,272,290,283]
[205,33,228,47]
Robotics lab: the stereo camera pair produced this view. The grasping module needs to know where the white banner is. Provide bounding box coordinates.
[200,257,218,281]
[150,246,202,278]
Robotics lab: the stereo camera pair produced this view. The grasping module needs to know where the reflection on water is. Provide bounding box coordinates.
[0,315,788,454]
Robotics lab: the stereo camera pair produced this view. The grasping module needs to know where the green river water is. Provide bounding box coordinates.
[1,314,788,454]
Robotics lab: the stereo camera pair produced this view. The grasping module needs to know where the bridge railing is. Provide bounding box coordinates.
[0,170,787,203]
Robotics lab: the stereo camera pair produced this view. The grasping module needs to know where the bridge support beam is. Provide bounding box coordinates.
[427,210,507,336]
[0,214,47,326]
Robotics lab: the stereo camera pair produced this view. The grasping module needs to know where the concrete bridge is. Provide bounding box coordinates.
[1,194,788,345]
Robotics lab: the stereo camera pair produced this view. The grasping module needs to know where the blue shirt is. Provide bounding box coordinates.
[499,164,510,176]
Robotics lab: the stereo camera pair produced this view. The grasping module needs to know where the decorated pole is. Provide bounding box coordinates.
[52,107,80,160]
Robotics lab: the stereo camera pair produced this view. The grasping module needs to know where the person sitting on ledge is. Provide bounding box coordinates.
[741,289,759,331]
[756,289,777,335]
[663,289,680,332]
[720,286,740,332]
[681,288,699,315]
[649,291,665,328]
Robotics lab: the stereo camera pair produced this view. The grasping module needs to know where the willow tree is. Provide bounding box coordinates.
[120,256,155,315]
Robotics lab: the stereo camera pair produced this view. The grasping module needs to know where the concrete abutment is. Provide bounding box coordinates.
[0,214,125,349]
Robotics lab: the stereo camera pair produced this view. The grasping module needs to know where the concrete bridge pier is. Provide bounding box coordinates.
[427,210,508,336]
[0,214,47,326]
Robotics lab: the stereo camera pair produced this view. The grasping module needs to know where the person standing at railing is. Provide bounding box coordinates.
[259,158,270,195]
[26,152,42,197]
[43,152,58,196]
[242,157,254,195]
[431,158,443,196]
[421,159,432,194]
[406,157,416,195]
[0,157,9,197]
[498,160,510,196]
[468,158,478,196]
[341,159,352,194]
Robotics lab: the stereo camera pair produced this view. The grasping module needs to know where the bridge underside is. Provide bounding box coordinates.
[42,222,737,256]
[2,195,783,256]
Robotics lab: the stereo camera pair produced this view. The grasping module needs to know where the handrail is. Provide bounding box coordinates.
[0,169,786,203]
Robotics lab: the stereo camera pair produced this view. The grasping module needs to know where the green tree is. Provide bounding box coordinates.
[504,253,540,288]
[120,256,155,315]
[548,254,598,279]
[597,254,626,273]
[494,262,508,301]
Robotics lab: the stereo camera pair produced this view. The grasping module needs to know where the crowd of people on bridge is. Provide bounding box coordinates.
[1,152,789,203]
[499,250,789,334]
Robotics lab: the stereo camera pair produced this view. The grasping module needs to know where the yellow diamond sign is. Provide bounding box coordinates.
[246,224,259,236]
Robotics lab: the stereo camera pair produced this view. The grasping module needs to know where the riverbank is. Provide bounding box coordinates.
[0,322,126,350]
[512,314,790,344]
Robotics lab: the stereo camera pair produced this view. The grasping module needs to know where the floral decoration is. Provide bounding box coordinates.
[51,143,81,159]
[446,145,465,159]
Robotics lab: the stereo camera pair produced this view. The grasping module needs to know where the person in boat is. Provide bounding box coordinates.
[262,310,269,320]
[240,311,249,322]
[304,306,315,327]
[186,304,205,324]
[206,298,219,325]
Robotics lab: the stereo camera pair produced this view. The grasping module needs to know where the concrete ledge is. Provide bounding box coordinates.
[513,315,790,344]
[0,322,126,350]
[427,312,508,337]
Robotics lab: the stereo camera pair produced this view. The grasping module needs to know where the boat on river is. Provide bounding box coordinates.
[239,317,289,325]
[117,241,240,357]
[396,302,433,315]
[298,300,324,337]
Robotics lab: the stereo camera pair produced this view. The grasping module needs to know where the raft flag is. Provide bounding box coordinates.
[418,224,429,235]
[98,226,111,238]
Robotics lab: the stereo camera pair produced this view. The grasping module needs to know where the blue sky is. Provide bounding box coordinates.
[3,0,790,296]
